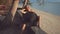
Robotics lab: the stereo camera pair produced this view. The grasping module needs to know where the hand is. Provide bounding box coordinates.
[22,24,26,31]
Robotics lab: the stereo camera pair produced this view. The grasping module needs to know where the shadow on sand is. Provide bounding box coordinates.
[39,28,47,34]
[31,26,47,34]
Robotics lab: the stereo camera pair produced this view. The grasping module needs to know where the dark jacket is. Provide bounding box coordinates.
[0,11,39,34]
[0,11,24,34]
[22,11,39,34]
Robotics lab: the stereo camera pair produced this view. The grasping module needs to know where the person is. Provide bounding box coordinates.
[0,5,39,34]
[20,5,39,34]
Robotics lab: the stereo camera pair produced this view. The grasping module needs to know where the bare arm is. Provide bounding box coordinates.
[22,24,26,30]
[11,0,19,21]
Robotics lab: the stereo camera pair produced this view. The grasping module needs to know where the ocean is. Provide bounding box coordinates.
[31,2,60,16]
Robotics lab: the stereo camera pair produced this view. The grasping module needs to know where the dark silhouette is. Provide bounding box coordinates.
[0,0,47,34]
[0,9,47,34]
[0,11,24,34]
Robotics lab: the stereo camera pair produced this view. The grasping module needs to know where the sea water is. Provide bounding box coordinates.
[31,2,60,16]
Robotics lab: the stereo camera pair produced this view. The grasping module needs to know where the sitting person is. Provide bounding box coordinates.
[20,5,39,34]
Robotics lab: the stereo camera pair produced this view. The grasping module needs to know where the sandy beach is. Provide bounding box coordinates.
[32,8,60,34]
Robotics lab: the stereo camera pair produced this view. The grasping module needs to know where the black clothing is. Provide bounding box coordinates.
[0,12,23,34]
[23,11,39,26]
[22,11,39,34]
[0,11,39,34]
